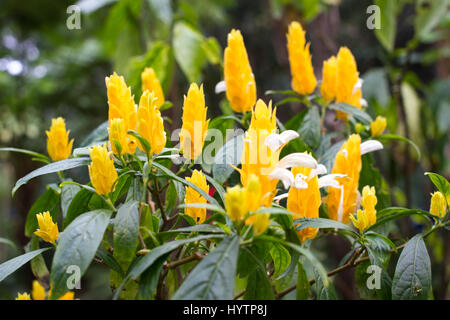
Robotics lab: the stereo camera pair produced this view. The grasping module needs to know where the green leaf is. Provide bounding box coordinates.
[329,103,373,124]
[374,0,397,52]
[285,110,307,131]
[244,266,275,300]
[13,157,90,195]
[294,217,357,235]
[114,234,224,299]
[25,187,60,237]
[63,187,94,228]
[314,268,337,300]
[96,246,123,276]
[172,21,207,83]
[368,207,436,230]
[298,106,321,148]
[114,201,140,268]
[128,130,151,155]
[0,147,49,162]
[212,134,244,184]
[318,139,344,172]
[414,0,449,41]
[29,236,49,281]
[392,234,432,299]
[172,235,240,299]
[0,248,51,282]
[296,260,311,300]
[80,121,109,147]
[203,173,226,204]
[61,183,81,219]
[50,209,113,299]
[270,243,291,278]
[425,172,450,202]
[377,134,421,161]
[201,37,222,65]
[139,254,167,300]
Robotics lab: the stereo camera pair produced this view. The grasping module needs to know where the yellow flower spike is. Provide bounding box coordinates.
[15,292,31,300]
[287,167,321,243]
[370,116,387,137]
[287,21,317,95]
[320,56,337,102]
[141,67,165,109]
[245,174,262,212]
[88,144,118,195]
[184,170,209,224]
[361,185,377,226]
[430,191,447,218]
[326,134,362,224]
[46,117,74,161]
[239,99,279,207]
[179,83,210,160]
[105,72,137,154]
[225,185,248,222]
[32,280,46,300]
[108,118,129,155]
[246,213,271,236]
[34,211,59,244]
[224,29,257,113]
[350,209,369,233]
[336,47,362,120]
[137,90,166,155]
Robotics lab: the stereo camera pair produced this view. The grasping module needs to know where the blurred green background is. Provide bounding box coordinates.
[0,0,448,299]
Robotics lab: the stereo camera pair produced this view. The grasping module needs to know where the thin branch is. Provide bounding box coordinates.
[164,252,204,269]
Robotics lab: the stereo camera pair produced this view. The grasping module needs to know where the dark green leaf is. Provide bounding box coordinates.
[374,0,397,52]
[298,106,321,148]
[329,103,373,124]
[244,266,275,300]
[61,183,81,219]
[296,260,311,300]
[80,121,109,147]
[114,201,140,268]
[269,243,291,278]
[0,248,51,282]
[63,187,94,228]
[425,172,450,201]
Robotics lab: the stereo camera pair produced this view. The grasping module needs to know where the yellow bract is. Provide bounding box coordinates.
[141,67,165,109]
[137,90,166,155]
[34,211,59,244]
[336,47,362,120]
[109,118,129,155]
[105,72,137,154]
[370,116,387,137]
[179,83,210,160]
[88,144,118,195]
[246,213,270,236]
[245,174,262,212]
[32,281,46,300]
[46,117,74,161]
[287,21,316,95]
[224,29,256,113]
[350,209,369,233]
[184,170,209,224]
[430,191,447,218]
[239,100,279,207]
[287,166,321,243]
[351,185,377,232]
[15,292,31,300]
[326,134,362,223]
[225,185,248,222]
[320,56,337,102]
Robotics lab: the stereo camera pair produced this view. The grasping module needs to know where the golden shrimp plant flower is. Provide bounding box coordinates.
[141,67,165,109]
[105,72,137,153]
[244,175,270,236]
[15,293,31,300]
[430,191,447,218]
[137,90,166,155]
[351,186,377,232]
[32,281,46,300]
[286,21,317,95]
[46,117,74,161]
[370,116,387,137]
[34,211,59,244]
[222,29,257,113]
[225,185,248,222]
[179,83,210,160]
[184,170,209,224]
[325,134,383,223]
[109,118,129,155]
[320,56,337,102]
[88,144,118,195]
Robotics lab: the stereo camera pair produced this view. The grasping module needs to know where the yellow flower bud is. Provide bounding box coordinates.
[326,134,362,223]
[34,211,59,244]
[320,56,337,102]
[350,209,369,233]
[88,144,118,195]
[224,29,256,113]
[105,72,137,154]
[141,67,165,109]
[32,281,46,300]
[430,191,447,218]
[355,123,365,134]
[225,185,248,222]
[245,213,270,236]
[370,116,387,137]
[184,170,209,224]
[336,47,362,121]
[15,292,31,300]
[246,174,262,212]
[109,118,129,155]
[46,117,74,161]
[287,21,317,95]
[179,83,210,160]
[361,185,377,226]
[137,91,166,155]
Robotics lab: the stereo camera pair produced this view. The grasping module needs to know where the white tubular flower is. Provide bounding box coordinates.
[353,78,363,95]
[215,80,226,94]
[337,185,344,222]
[269,167,294,189]
[360,98,368,108]
[308,164,327,179]
[294,173,309,189]
[265,130,299,152]
[318,174,347,189]
[360,140,383,155]
[274,193,289,202]
[277,153,318,170]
